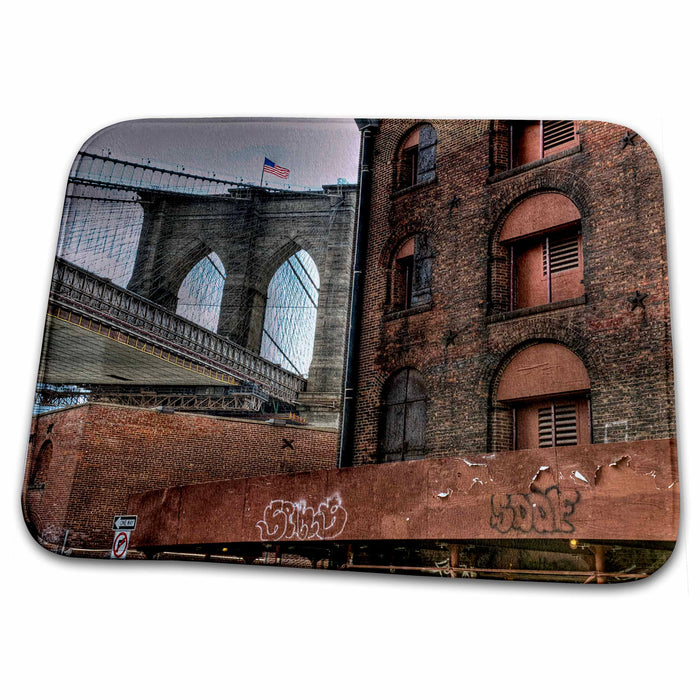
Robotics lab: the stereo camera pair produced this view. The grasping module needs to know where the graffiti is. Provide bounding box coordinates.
[490,486,580,534]
[256,493,348,541]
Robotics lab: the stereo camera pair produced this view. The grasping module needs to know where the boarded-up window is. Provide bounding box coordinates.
[512,121,542,168]
[500,193,584,311]
[538,403,578,447]
[397,124,437,189]
[515,398,590,450]
[513,226,583,309]
[496,343,591,451]
[511,120,578,168]
[380,368,427,462]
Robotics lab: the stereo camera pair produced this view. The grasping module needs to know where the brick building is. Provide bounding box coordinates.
[346,119,674,467]
[22,119,678,580]
[23,404,337,554]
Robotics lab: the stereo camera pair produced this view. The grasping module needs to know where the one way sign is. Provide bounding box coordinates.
[113,515,137,531]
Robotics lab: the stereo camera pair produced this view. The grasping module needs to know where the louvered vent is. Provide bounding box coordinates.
[543,121,576,152]
[554,404,578,445]
[538,404,578,447]
[545,235,580,274]
[538,407,554,447]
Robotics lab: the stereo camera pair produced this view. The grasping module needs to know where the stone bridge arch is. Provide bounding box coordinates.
[176,251,227,333]
[127,185,357,427]
[259,247,319,377]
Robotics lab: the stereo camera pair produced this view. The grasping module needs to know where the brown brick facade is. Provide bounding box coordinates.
[352,119,674,465]
[23,404,337,551]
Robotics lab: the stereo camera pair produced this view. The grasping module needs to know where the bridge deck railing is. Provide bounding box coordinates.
[49,258,306,403]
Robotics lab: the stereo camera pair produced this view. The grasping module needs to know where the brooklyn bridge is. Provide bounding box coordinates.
[36,151,357,428]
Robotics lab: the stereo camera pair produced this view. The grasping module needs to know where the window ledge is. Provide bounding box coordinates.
[486,144,582,185]
[390,175,437,200]
[384,302,433,321]
[487,295,586,323]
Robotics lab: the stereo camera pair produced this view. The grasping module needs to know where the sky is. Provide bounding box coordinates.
[80,118,361,189]
[54,118,360,384]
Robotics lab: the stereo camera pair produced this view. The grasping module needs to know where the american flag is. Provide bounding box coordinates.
[263,157,290,179]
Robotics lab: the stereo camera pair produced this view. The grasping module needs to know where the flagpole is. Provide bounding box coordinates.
[260,157,266,187]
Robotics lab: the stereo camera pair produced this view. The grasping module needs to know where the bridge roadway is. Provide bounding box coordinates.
[39,258,306,404]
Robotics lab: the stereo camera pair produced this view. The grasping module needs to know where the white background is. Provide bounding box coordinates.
[2,2,697,697]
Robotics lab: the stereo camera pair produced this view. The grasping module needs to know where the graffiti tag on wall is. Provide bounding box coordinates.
[256,494,348,541]
[490,486,580,534]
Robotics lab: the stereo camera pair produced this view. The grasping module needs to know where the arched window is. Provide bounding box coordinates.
[500,193,584,310]
[379,368,427,462]
[387,234,433,311]
[396,124,437,190]
[31,440,53,487]
[260,250,319,377]
[495,343,591,451]
[176,252,226,332]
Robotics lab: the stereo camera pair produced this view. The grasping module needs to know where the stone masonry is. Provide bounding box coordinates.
[128,185,357,428]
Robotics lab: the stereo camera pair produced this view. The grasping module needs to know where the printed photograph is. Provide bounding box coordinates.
[22,118,679,583]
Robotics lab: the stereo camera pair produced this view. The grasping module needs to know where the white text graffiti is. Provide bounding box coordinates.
[256,494,348,541]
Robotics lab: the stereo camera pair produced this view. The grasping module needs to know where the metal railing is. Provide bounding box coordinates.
[49,258,306,403]
[70,152,328,196]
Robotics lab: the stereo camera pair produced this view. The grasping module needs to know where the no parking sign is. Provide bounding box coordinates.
[111,515,137,559]
[111,530,130,559]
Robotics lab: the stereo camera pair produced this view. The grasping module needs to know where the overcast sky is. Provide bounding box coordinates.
[80,118,361,189]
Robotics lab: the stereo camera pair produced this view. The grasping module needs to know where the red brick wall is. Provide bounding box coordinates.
[352,119,674,464]
[22,407,87,547]
[23,403,337,551]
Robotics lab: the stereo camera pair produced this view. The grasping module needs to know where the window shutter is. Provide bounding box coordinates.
[381,369,408,461]
[416,125,437,183]
[382,403,406,461]
[384,367,409,404]
[404,369,427,459]
[543,121,576,154]
[538,407,554,448]
[554,404,578,445]
[404,399,427,459]
[512,121,543,167]
[411,232,433,307]
[538,403,578,447]
[545,235,580,274]
[380,369,427,462]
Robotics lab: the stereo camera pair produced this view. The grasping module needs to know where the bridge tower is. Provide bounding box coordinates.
[127,184,357,428]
